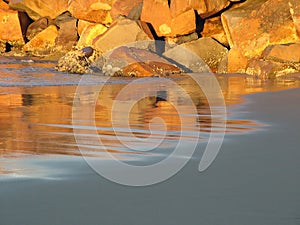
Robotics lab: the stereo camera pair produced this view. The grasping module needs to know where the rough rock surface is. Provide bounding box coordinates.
[0,1,9,9]
[68,0,113,25]
[9,0,69,20]
[56,47,97,74]
[244,43,300,78]
[201,16,229,47]
[289,0,300,37]
[221,0,300,58]
[0,5,24,52]
[164,37,228,72]
[170,0,231,19]
[77,24,108,48]
[141,0,196,37]
[55,12,78,50]
[262,43,300,63]
[26,17,55,40]
[246,59,299,79]
[77,20,94,36]
[23,25,58,55]
[227,48,249,73]
[111,0,143,20]
[93,18,151,53]
[100,46,182,77]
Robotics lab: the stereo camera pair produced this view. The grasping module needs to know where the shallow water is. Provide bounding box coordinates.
[0,57,300,224]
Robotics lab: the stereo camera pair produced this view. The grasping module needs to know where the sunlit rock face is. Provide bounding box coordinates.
[140,0,196,37]
[170,0,231,19]
[0,2,25,52]
[23,25,58,55]
[245,43,300,79]
[164,37,228,73]
[221,0,300,76]
[68,0,113,25]
[93,18,151,53]
[289,0,300,37]
[9,0,69,20]
[111,0,143,20]
[100,46,182,77]
[221,0,300,58]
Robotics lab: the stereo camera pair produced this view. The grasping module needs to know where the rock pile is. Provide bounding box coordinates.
[0,0,300,78]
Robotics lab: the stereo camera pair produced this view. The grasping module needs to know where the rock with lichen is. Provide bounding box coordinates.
[55,46,98,74]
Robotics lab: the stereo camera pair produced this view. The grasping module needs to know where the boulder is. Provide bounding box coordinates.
[227,48,249,73]
[77,20,94,36]
[23,25,58,55]
[93,18,151,53]
[166,32,199,45]
[289,0,300,37]
[56,47,96,74]
[68,0,113,25]
[0,0,9,10]
[0,6,24,52]
[141,0,196,37]
[244,43,300,78]
[101,46,182,77]
[246,58,299,79]
[26,17,55,40]
[164,37,228,72]
[55,12,78,50]
[170,0,231,19]
[77,23,108,48]
[201,16,229,47]
[111,0,143,20]
[261,43,300,63]
[221,0,300,58]
[9,0,69,20]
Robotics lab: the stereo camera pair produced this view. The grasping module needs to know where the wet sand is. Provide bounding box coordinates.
[0,87,299,225]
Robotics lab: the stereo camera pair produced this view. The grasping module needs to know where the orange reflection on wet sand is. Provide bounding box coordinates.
[0,60,300,160]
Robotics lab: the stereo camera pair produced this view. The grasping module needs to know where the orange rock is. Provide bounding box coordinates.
[164,37,228,72]
[23,25,58,54]
[262,43,300,63]
[111,0,143,19]
[141,0,171,36]
[77,23,108,47]
[221,0,300,58]
[227,48,249,73]
[9,0,69,20]
[68,0,113,25]
[246,59,298,79]
[201,16,229,47]
[0,7,24,51]
[168,9,196,37]
[26,17,54,40]
[170,0,230,19]
[93,18,150,53]
[77,20,94,36]
[55,12,78,50]
[141,0,196,37]
[102,46,182,77]
[0,0,9,9]
[170,0,205,17]
[289,0,300,37]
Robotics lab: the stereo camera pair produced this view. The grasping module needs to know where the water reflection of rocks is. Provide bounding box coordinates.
[1,73,300,159]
